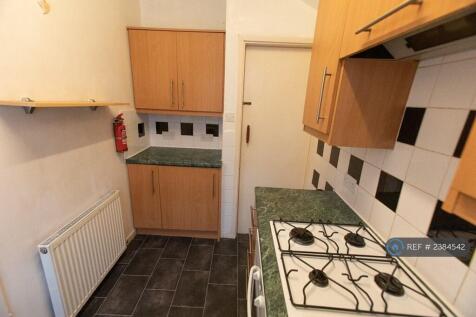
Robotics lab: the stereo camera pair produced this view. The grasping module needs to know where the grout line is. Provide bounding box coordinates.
[166,238,193,317]
[201,239,216,317]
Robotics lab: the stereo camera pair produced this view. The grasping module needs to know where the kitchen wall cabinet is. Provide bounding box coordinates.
[340,0,476,57]
[443,123,476,225]
[127,164,162,229]
[128,28,225,116]
[127,164,221,239]
[303,0,418,148]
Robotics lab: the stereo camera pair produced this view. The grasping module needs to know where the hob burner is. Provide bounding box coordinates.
[309,269,329,287]
[289,227,314,245]
[374,272,405,296]
[344,232,366,248]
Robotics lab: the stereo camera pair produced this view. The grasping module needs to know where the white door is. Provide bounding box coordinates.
[238,45,312,233]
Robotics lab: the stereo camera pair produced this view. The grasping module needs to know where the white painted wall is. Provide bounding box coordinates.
[140,0,226,29]
[223,0,318,235]
[0,1,144,316]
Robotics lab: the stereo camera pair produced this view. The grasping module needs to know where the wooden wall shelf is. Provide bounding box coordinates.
[0,99,129,114]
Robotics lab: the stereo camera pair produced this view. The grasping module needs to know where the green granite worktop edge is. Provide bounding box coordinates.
[255,187,362,317]
[126,146,222,168]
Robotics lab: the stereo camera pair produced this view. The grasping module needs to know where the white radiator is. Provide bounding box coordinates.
[38,190,126,317]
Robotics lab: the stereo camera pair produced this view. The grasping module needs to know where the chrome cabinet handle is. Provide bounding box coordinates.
[317,66,331,122]
[170,80,175,106]
[355,0,422,34]
[181,81,185,109]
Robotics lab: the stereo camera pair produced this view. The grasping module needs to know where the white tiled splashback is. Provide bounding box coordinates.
[305,49,476,316]
[148,114,222,149]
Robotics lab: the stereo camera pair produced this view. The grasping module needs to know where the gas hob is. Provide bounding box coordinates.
[270,219,456,317]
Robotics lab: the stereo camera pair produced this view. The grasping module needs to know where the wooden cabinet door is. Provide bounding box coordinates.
[158,166,220,232]
[341,0,476,57]
[128,30,178,110]
[127,164,162,229]
[177,32,224,113]
[303,0,349,135]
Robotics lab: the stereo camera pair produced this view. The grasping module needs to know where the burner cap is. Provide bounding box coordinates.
[309,269,329,287]
[289,228,314,246]
[344,232,366,248]
[374,273,405,296]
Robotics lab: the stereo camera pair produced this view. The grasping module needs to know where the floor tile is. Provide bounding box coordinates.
[238,299,246,317]
[98,275,148,315]
[124,248,162,275]
[238,243,247,267]
[94,263,126,297]
[214,238,237,255]
[162,237,191,258]
[77,297,104,317]
[172,270,209,307]
[210,255,237,285]
[204,284,237,317]
[118,238,143,264]
[147,258,184,290]
[132,290,173,317]
[142,235,168,249]
[191,238,216,246]
[168,306,204,317]
[238,266,247,299]
[184,245,213,271]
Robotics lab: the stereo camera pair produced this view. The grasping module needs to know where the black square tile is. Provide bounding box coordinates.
[162,237,191,258]
[169,307,204,317]
[312,170,320,189]
[454,110,475,158]
[317,140,324,156]
[156,121,169,134]
[348,155,364,184]
[428,201,476,266]
[214,238,237,255]
[325,182,333,191]
[78,297,104,317]
[118,238,143,264]
[147,258,184,290]
[98,275,148,315]
[142,235,168,249]
[191,238,216,246]
[138,122,145,138]
[397,107,426,145]
[238,242,247,266]
[184,245,213,271]
[180,122,193,136]
[206,124,220,137]
[204,284,237,317]
[172,270,209,307]
[238,265,247,299]
[124,248,162,275]
[330,146,340,168]
[94,263,126,297]
[375,171,403,212]
[210,255,237,284]
[133,290,174,317]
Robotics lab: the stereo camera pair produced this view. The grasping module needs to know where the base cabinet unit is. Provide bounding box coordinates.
[127,164,221,239]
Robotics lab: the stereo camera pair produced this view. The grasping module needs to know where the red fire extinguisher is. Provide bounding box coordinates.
[113,113,128,153]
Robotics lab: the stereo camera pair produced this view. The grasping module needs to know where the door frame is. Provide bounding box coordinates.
[234,36,313,233]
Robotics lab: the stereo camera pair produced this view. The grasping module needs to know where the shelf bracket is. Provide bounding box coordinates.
[21,97,35,114]
[89,99,98,111]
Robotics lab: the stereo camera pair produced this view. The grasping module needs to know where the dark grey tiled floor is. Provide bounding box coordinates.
[79,234,249,317]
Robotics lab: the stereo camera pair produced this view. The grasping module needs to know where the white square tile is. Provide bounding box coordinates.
[365,148,386,168]
[439,157,460,201]
[337,149,350,173]
[418,56,444,67]
[396,183,437,234]
[389,215,425,265]
[454,270,476,317]
[416,108,469,155]
[350,147,367,160]
[429,58,476,109]
[406,65,440,108]
[323,143,332,162]
[354,187,374,221]
[333,170,345,197]
[340,174,358,206]
[442,48,476,63]
[416,256,468,302]
[359,162,380,195]
[382,142,414,180]
[406,148,451,196]
[369,200,396,240]
[223,175,234,190]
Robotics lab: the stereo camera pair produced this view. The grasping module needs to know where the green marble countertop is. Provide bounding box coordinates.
[126,147,222,168]
[255,187,362,317]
